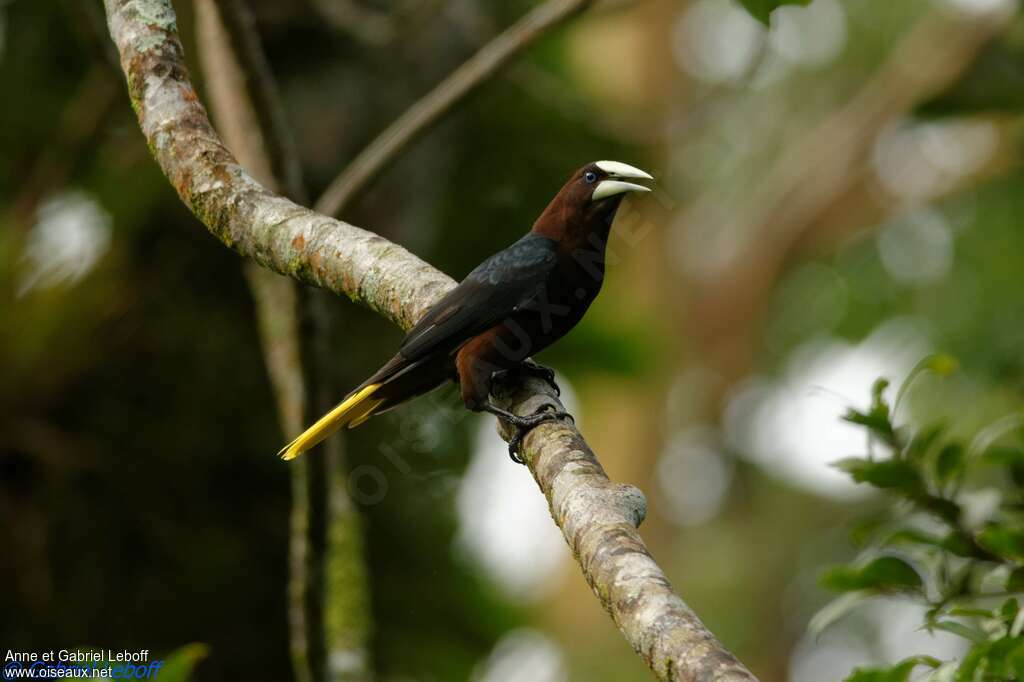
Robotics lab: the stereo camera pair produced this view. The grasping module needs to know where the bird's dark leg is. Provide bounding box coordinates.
[457,335,571,463]
[478,403,573,464]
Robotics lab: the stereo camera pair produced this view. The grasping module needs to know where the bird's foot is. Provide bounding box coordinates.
[480,400,573,464]
[503,406,573,464]
[516,359,560,396]
[491,361,560,397]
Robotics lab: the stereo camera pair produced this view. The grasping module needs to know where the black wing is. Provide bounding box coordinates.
[398,234,558,362]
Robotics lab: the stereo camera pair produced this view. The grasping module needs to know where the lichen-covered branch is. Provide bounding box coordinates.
[104,1,756,679]
[106,0,450,330]
[493,380,755,682]
[193,1,371,680]
[313,0,593,218]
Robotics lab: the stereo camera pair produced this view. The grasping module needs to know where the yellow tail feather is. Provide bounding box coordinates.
[277,383,382,461]
[347,399,385,429]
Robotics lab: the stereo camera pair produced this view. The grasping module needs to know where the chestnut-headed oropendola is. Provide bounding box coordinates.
[278,160,652,462]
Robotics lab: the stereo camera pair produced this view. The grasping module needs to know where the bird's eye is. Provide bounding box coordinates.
[584,171,597,184]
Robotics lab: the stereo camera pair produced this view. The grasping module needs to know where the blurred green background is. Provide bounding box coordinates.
[3,0,1024,680]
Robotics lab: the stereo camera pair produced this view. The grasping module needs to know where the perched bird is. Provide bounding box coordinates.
[278,160,652,462]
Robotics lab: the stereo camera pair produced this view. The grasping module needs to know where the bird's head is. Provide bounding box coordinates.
[535,161,653,239]
[584,160,653,203]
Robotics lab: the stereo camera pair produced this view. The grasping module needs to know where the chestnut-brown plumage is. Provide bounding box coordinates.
[278,161,652,462]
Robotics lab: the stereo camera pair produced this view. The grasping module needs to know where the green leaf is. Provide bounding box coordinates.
[883,528,944,549]
[947,607,995,619]
[999,597,1020,622]
[1009,640,1024,679]
[905,423,947,463]
[843,407,899,448]
[850,511,896,547]
[935,443,966,485]
[981,446,1024,486]
[153,644,209,682]
[736,0,811,24]
[941,563,974,601]
[960,636,1024,681]
[931,619,987,643]
[888,529,977,560]
[872,378,892,409]
[822,556,923,593]
[845,655,941,682]
[978,525,1024,562]
[880,528,978,561]
[809,591,871,638]
[833,458,923,493]
[981,446,1024,466]
[914,493,962,526]
[956,640,989,682]
[942,531,980,559]
[1007,567,1024,592]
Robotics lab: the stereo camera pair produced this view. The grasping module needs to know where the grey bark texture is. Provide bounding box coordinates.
[103,1,757,679]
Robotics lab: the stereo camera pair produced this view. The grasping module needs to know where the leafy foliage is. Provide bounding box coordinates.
[153,644,209,682]
[821,556,923,594]
[814,355,1024,680]
[845,655,941,682]
[735,0,812,25]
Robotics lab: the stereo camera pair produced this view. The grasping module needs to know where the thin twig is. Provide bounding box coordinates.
[194,1,371,680]
[104,1,756,678]
[207,0,307,203]
[313,0,593,217]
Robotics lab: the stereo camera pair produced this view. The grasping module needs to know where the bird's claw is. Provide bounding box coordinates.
[518,359,560,396]
[505,406,573,464]
[490,361,561,397]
